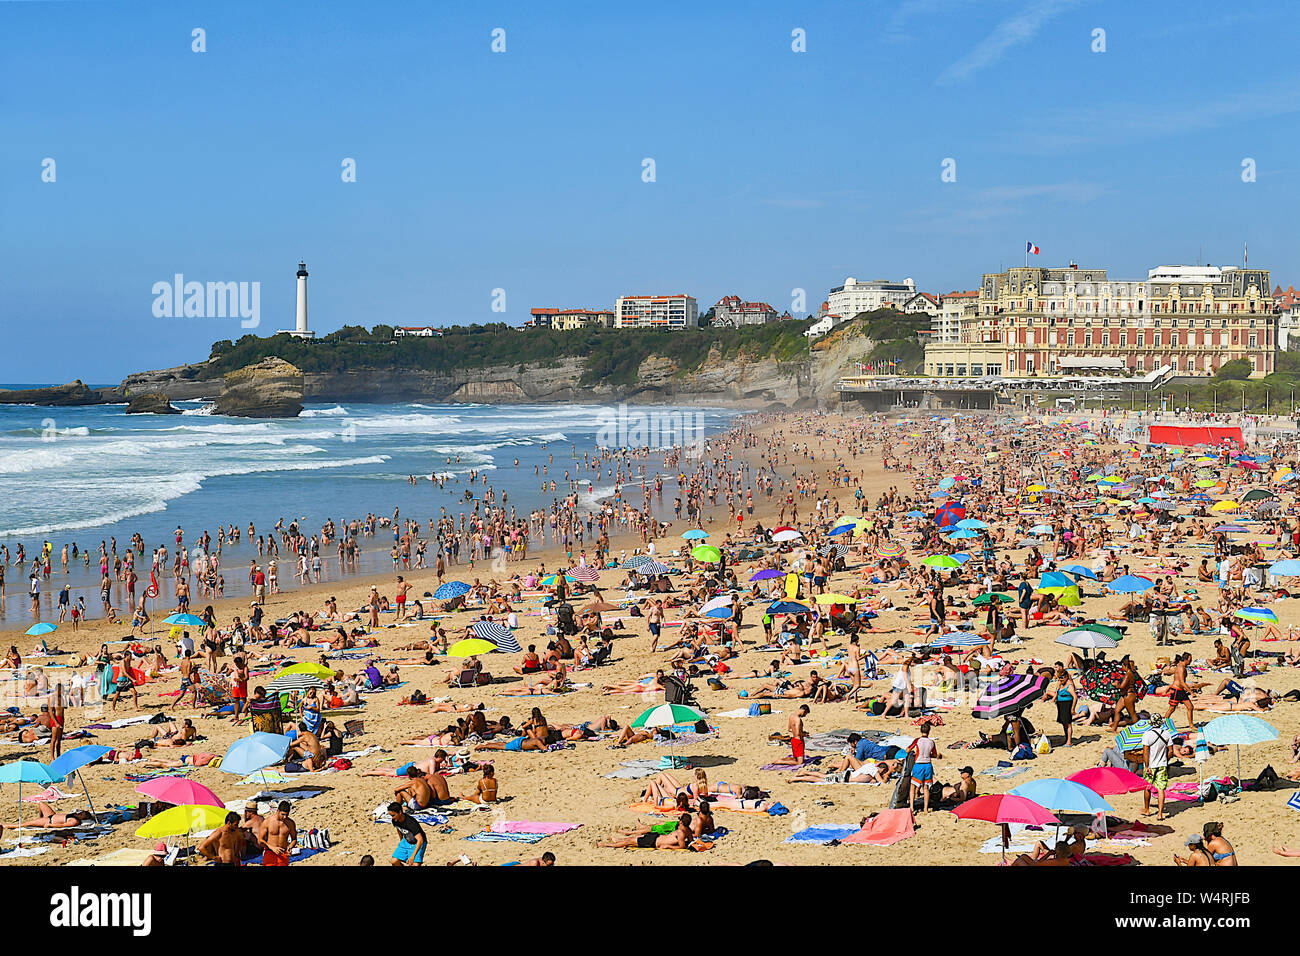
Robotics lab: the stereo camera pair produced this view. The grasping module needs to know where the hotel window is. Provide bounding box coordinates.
[1137,357,1145,370]
[1102,332,1110,346]
[1249,333,1257,348]
[1119,333,1127,347]
[1085,333,1092,346]
[1250,357,1258,373]
[1067,331,1075,346]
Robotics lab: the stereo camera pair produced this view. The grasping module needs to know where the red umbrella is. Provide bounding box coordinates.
[1065,766,1148,796]
[772,525,796,533]
[567,566,600,583]
[934,502,967,527]
[953,794,1059,864]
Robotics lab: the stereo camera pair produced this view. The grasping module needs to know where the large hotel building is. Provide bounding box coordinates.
[614,294,698,330]
[924,264,1275,379]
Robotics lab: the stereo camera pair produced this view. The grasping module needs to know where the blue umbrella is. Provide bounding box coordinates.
[702,606,733,619]
[1009,778,1113,814]
[434,581,471,600]
[1203,714,1278,778]
[929,632,989,648]
[682,529,710,540]
[25,622,57,636]
[1271,559,1300,577]
[946,528,980,539]
[767,600,810,615]
[48,745,112,822]
[956,518,989,529]
[829,524,855,536]
[220,733,292,777]
[620,554,652,569]
[638,561,672,575]
[905,510,926,518]
[1107,575,1155,594]
[934,502,966,527]
[163,613,205,627]
[1062,565,1098,580]
[750,569,783,581]
[1038,571,1075,589]
[0,760,63,836]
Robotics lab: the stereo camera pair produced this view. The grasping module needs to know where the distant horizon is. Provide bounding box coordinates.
[6,0,1295,381]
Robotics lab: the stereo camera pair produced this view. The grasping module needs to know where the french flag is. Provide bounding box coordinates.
[1026,242,1040,255]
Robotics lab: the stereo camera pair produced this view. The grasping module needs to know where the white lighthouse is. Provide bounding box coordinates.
[282,260,315,339]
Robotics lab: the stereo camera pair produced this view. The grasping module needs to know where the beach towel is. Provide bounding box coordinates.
[604,760,663,780]
[784,824,860,845]
[760,756,822,771]
[1287,791,1300,813]
[842,809,916,846]
[466,830,548,843]
[490,821,582,835]
[372,802,451,826]
[66,847,154,867]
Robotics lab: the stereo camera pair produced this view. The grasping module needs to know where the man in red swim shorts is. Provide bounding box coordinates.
[258,801,297,866]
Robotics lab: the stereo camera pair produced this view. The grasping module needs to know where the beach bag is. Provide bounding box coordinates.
[1034,734,1052,756]
[1011,742,1035,761]
[330,758,352,771]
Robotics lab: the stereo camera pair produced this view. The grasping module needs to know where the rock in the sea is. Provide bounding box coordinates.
[125,392,181,414]
[0,380,106,406]
[213,358,305,418]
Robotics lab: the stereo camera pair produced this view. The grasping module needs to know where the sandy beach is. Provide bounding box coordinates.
[2,408,1296,867]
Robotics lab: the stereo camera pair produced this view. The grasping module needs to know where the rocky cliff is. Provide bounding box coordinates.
[125,392,181,414]
[212,358,305,418]
[112,342,858,415]
[0,380,114,406]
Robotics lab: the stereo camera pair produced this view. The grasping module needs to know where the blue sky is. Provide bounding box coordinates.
[2,0,1295,381]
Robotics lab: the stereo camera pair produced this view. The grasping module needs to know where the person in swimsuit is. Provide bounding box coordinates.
[1204,821,1237,866]
[598,813,692,849]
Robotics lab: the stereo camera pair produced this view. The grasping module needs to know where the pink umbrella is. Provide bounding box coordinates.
[522,575,538,588]
[134,777,224,808]
[1065,766,1148,795]
[568,566,600,583]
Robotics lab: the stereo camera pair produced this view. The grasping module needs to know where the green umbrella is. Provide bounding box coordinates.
[973,592,1014,606]
[631,703,707,729]
[922,555,961,568]
[1063,623,1124,642]
[691,545,722,564]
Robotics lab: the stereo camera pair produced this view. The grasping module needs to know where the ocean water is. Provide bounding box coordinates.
[0,399,740,622]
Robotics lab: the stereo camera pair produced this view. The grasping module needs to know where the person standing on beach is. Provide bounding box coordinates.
[647,600,663,653]
[908,721,941,812]
[395,576,411,621]
[257,800,297,866]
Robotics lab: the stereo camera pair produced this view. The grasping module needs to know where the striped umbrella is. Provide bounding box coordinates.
[928,632,989,648]
[568,566,600,583]
[638,561,672,575]
[470,621,522,653]
[817,544,849,559]
[972,673,1048,720]
[434,581,471,600]
[873,543,906,559]
[265,673,328,694]
[620,554,652,569]
[1113,717,1176,752]
[1234,607,1277,625]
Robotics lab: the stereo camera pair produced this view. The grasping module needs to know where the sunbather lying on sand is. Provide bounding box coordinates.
[598,813,692,849]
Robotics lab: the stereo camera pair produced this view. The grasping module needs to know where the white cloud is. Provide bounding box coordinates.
[936,0,1087,85]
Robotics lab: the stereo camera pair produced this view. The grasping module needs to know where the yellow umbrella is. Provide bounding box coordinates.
[448,638,497,657]
[274,662,335,681]
[1193,479,1219,488]
[135,804,231,839]
[1056,587,1083,608]
[814,593,857,604]
[1026,484,1047,493]
[1211,500,1240,512]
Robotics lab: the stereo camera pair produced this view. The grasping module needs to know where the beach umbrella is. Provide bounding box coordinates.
[620,554,652,569]
[682,529,710,540]
[1009,778,1113,815]
[929,632,990,648]
[1193,479,1219,488]
[1037,571,1075,589]
[934,503,966,527]
[1202,714,1278,780]
[699,595,733,615]
[972,673,1048,720]
[817,544,849,559]
[766,600,810,615]
[701,607,732,619]
[953,794,1060,864]
[1107,575,1154,594]
[135,777,224,809]
[434,581,471,599]
[220,733,292,777]
[447,638,497,657]
[1113,717,1177,752]
[1270,559,1300,577]
[1242,489,1276,502]
[905,510,926,518]
[1061,565,1098,580]
[274,662,336,681]
[814,593,857,604]
[946,527,980,539]
[539,574,576,586]
[749,569,784,581]
[873,543,906,559]
[47,745,111,823]
[25,622,57,636]
[1077,659,1127,707]
[828,524,856,536]
[1028,524,1053,534]
[1065,623,1124,641]
[163,613,206,627]
[921,554,961,568]
[956,518,989,529]
[265,673,328,694]
[1211,500,1240,512]
[630,703,706,730]
[470,621,522,653]
[1066,766,1148,796]
[691,545,723,563]
[1213,524,1247,534]
[1055,630,1117,651]
[136,803,231,839]
[638,561,672,575]
[0,760,63,839]
[972,592,1014,606]
[568,566,601,583]
[1234,607,1277,625]
[771,530,802,543]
